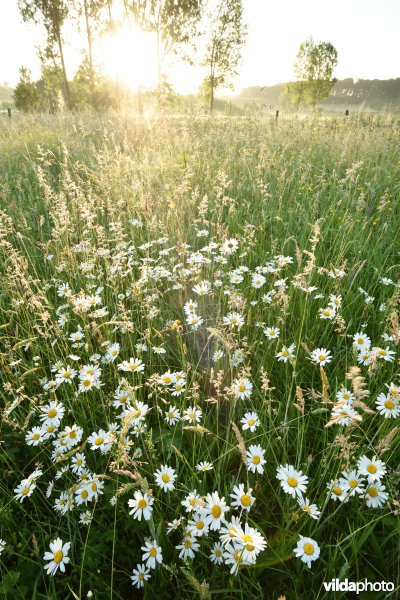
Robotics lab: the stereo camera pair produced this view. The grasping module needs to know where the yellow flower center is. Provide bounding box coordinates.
[189,498,196,505]
[358,338,364,344]
[149,548,157,557]
[188,412,195,419]
[53,550,63,563]
[349,479,358,488]
[138,499,147,509]
[368,487,378,498]
[47,426,55,433]
[22,487,30,495]
[83,379,91,387]
[241,534,255,551]
[385,400,395,409]
[234,551,243,563]
[95,437,104,446]
[303,505,311,513]
[139,573,145,580]
[241,494,252,506]
[238,384,246,393]
[282,350,288,356]
[33,433,40,440]
[332,486,342,496]
[318,355,326,361]
[367,464,377,474]
[184,540,192,549]
[162,474,170,483]
[215,549,222,557]
[69,430,77,439]
[48,409,57,418]
[211,505,221,518]
[63,372,71,378]
[81,490,88,499]
[91,483,97,492]
[378,349,387,356]
[287,477,298,488]
[303,543,314,555]
[248,419,255,426]
[196,521,204,529]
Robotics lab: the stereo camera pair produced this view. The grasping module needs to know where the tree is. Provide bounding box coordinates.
[125,0,204,95]
[201,0,247,112]
[18,0,72,109]
[13,68,41,112]
[289,38,338,109]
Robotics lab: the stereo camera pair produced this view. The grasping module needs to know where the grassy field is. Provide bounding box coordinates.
[0,111,399,599]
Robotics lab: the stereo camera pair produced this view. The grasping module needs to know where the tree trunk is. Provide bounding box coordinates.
[56,30,71,110]
[84,0,94,88]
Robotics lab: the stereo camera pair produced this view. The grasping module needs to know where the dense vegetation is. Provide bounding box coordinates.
[0,112,399,599]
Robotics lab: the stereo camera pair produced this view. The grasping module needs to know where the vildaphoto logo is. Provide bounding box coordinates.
[323,579,395,594]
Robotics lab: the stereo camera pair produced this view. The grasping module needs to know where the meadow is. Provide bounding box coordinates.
[0,111,399,599]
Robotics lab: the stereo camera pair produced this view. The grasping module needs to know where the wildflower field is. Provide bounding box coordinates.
[0,112,399,599]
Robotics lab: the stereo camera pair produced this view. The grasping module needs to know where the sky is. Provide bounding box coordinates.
[1,0,400,93]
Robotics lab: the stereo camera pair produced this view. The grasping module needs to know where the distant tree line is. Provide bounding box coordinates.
[14,0,248,113]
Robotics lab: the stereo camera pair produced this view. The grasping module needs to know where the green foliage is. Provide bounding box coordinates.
[201,0,247,110]
[289,38,338,108]
[13,68,41,112]
[0,113,399,599]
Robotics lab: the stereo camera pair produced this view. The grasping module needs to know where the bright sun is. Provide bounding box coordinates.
[98,23,158,90]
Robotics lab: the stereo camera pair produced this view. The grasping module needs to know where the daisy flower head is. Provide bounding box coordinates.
[234,523,267,563]
[26,426,46,446]
[375,392,399,418]
[353,332,371,350]
[336,389,354,404]
[43,538,71,576]
[14,480,36,502]
[246,445,266,474]
[364,482,389,508]
[165,405,180,425]
[357,455,386,482]
[131,563,151,589]
[87,429,112,453]
[154,465,176,492]
[128,490,154,521]
[39,401,65,425]
[210,542,224,565]
[263,326,280,339]
[276,464,308,498]
[193,461,211,475]
[373,346,396,362]
[297,496,321,520]
[310,347,332,366]
[204,492,230,530]
[223,312,245,329]
[232,377,253,400]
[252,273,266,288]
[118,357,145,373]
[230,483,255,512]
[79,511,92,525]
[181,490,203,513]
[141,539,163,570]
[223,542,250,575]
[184,406,202,423]
[327,479,348,503]
[319,307,336,320]
[275,343,296,363]
[0,540,5,555]
[187,512,210,537]
[293,536,320,568]
[240,411,260,432]
[339,470,365,497]
[192,280,211,296]
[221,238,239,255]
[176,533,200,560]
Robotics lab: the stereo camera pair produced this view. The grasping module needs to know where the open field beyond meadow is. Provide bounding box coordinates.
[0,112,400,599]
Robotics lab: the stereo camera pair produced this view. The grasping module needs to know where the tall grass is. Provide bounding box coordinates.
[0,111,399,599]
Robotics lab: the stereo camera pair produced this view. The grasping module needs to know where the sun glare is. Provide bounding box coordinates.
[98,23,158,90]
